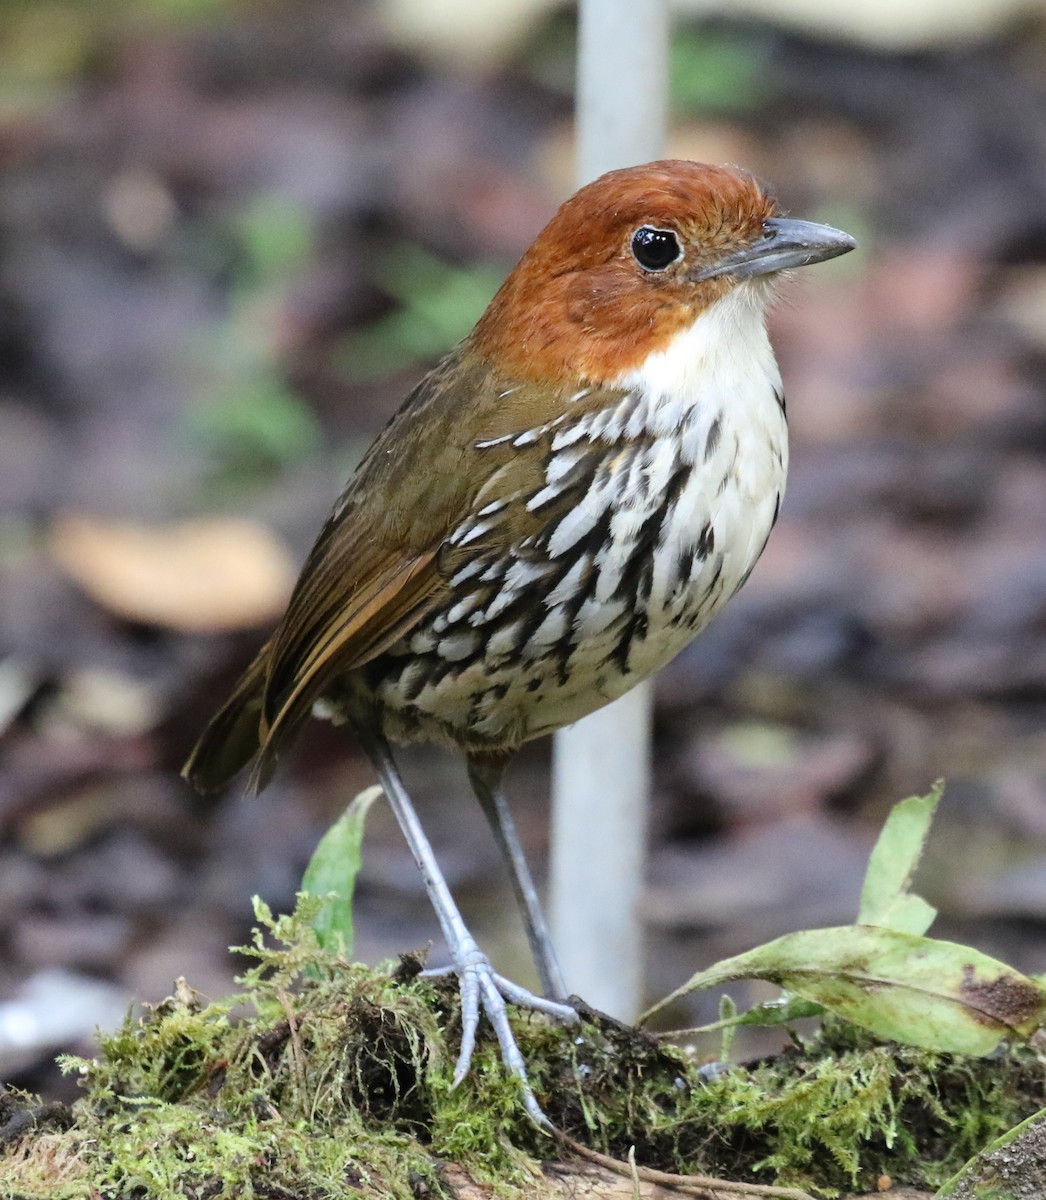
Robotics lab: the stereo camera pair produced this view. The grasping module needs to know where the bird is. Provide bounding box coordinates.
[183,159,855,1125]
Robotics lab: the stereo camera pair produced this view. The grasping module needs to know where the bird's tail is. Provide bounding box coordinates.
[181,643,272,794]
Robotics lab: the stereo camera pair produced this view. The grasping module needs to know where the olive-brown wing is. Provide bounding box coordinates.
[182,353,486,794]
[253,350,620,759]
[180,542,443,796]
[184,342,630,792]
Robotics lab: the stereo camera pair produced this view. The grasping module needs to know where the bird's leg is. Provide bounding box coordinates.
[354,726,575,1127]
[467,751,568,1001]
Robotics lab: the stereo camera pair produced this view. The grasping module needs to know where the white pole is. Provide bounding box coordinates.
[550,0,669,1019]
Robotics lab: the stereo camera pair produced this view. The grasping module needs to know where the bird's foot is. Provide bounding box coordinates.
[421,940,578,1127]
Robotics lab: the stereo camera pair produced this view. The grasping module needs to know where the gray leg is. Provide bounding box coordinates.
[355,727,574,1127]
[467,754,567,1001]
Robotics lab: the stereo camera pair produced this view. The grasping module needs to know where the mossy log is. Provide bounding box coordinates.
[2,902,1041,1199]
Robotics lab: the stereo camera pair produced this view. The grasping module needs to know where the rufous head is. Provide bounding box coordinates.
[472,159,854,386]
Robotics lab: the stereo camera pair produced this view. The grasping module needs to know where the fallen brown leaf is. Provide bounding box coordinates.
[49,514,296,633]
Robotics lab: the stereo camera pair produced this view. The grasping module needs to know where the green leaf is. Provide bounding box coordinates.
[858,782,943,935]
[694,994,825,1036]
[300,786,382,955]
[642,925,1046,1055]
[717,993,738,1060]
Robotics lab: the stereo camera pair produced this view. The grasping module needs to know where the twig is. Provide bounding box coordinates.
[276,989,309,1110]
[551,1128,815,1200]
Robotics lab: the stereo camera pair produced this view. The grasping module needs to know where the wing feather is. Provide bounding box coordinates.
[182,339,635,793]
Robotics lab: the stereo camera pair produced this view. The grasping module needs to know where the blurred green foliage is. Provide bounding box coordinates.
[670,26,771,114]
[0,3,97,114]
[518,12,770,115]
[0,0,236,115]
[183,194,322,490]
[336,243,505,383]
[234,193,315,289]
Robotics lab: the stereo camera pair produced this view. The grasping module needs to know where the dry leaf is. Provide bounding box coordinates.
[50,514,296,633]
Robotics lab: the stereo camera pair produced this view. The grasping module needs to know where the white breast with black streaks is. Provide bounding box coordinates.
[369,284,789,751]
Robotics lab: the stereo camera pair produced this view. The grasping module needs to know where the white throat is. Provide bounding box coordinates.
[613,284,782,437]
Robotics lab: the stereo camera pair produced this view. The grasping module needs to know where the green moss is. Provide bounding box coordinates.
[528,1012,1043,1195]
[3,900,1043,1199]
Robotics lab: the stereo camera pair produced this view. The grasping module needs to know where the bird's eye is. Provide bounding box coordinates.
[631,226,682,271]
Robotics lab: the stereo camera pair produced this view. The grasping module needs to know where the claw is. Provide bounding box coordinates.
[430,939,578,1126]
[453,963,481,1088]
[493,974,578,1022]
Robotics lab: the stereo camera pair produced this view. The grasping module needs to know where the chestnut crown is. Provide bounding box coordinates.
[471,159,854,385]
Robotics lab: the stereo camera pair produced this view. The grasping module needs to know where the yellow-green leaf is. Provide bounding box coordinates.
[858,783,942,935]
[689,993,825,1035]
[643,925,1046,1055]
[300,786,381,955]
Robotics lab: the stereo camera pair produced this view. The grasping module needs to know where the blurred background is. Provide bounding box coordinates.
[3,0,1046,1101]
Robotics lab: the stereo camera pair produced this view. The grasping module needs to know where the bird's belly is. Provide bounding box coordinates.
[361,401,787,752]
[519,441,786,738]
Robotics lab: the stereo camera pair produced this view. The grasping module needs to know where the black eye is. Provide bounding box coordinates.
[631,226,682,271]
